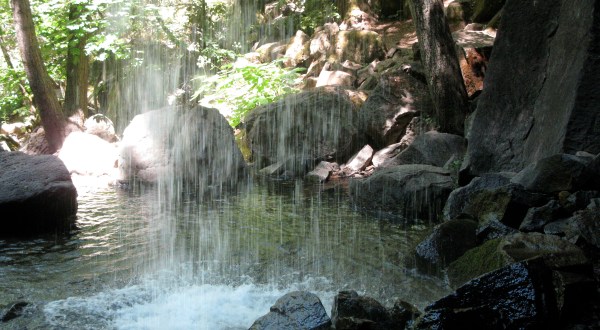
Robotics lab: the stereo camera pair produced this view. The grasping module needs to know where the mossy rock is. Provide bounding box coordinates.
[335,31,385,64]
[447,232,588,288]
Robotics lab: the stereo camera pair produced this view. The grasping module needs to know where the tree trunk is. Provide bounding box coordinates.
[409,0,469,135]
[11,0,65,152]
[64,4,89,117]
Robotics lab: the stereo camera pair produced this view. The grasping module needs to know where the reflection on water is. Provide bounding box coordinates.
[0,180,450,329]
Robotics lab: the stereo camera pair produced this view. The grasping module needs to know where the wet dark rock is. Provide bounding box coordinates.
[417,257,596,329]
[414,218,478,274]
[246,87,362,177]
[249,291,331,330]
[469,0,506,23]
[545,201,600,255]
[581,153,600,190]
[0,152,77,236]
[357,66,433,149]
[519,200,566,233]
[443,173,550,228]
[446,232,588,288]
[349,165,454,221]
[462,0,600,178]
[331,290,394,330]
[559,190,600,214]
[119,106,246,189]
[475,219,518,243]
[1,301,29,322]
[389,299,422,330]
[511,154,589,194]
[382,131,466,168]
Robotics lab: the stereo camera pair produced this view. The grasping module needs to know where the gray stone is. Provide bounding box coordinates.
[245,87,362,177]
[249,291,331,330]
[0,152,77,236]
[382,131,466,168]
[414,218,478,274]
[357,68,433,149]
[334,31,385,64]
[371,142,404,168]
[119,106,246,191]
[350,165,454,221]
[315,70,355,88]
[283,30,309,68]
[343,145,374,174]
[462,0,600,178]
[519,200,565,232]
[84,114,118,142]
[306,161,338,183]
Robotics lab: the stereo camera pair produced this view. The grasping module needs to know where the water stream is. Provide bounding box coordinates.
[1,180,450,329]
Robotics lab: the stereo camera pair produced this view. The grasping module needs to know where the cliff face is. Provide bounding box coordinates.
[462,0,600,178]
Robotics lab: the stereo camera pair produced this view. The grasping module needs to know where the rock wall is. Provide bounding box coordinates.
[462,0,600,178]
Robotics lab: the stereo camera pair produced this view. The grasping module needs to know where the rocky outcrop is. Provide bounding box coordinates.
[510,154,591,193]
[0,152,77,236]
[334,31,385,64]
[462,0,600,179]
[245,87,362,176]
[249,291,331,330]
[350,164,454,221]
[119,106,246,192]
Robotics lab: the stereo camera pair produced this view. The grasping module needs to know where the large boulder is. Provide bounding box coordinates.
[350,164,454,221]
[462,0,600,179]
[443,173,550,228]
[416,257,596,329]
[245,87,362,176]
[84,114,118,142]
[249,291,331,330]
[414,218,478,274]
[510,154,590,193]
[382,131,466,168]
[0,152,77,236]
[119,106,246,192]
[358,68,433,149]
[446,232,588,288]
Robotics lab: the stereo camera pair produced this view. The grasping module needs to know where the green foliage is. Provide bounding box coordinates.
[0,68,28,123]
[298,0,340,34]
[193,58,303,127]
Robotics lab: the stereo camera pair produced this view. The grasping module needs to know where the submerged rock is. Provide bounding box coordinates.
[350,164,454,221]
[1,301,29,322]
[0,152,77,236]
[249,291,331,330]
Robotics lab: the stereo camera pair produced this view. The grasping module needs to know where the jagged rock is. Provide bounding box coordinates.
[545,201,600,254]
[58,132,117,177]
[519,200,565,232]
[245,88,362,177]
[256,42,286,63]
[315,70,355,87]
[342,145,374,174]
[389,300,422,330]
[119,106,246,191]
[249,291,331,330]
[443,173,550,228]
[510,154,589,193]
[417,257,596,329]
[331,290,394,330]
[309,23,338,58]
[414,218,478,274]
[446,232,588,288]
[462,0,600,179]
[0,152,77,236]
[382,131,466,168]
[84,114,118,142]
[350,165,454,221]
[475,219,518,243]
[357,67,433,149]
[371,142,404,167]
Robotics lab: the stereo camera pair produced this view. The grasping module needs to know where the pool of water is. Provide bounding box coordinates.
[0,179,450,329]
